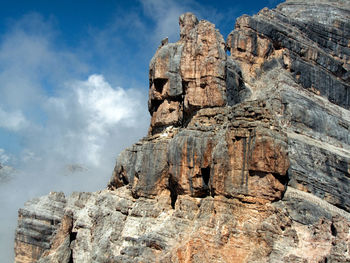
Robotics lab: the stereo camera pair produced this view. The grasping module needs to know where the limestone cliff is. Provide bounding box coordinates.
[14,0,350,262]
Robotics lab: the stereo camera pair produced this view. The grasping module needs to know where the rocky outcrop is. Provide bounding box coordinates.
[14,0,350,262]
[226,0,350,212]
[148,12,227,134]
[15,193,66,263]
[110,101,289,204]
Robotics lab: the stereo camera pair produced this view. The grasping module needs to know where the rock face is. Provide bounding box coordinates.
[148,12,227,134]
[14,0,350,262]
[15,193,66,263]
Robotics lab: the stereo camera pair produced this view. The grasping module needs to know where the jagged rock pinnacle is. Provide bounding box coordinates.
[179,12,198,40]
[148,11,227,134]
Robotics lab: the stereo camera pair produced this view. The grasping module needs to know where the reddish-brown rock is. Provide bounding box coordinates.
[148,13,227,134]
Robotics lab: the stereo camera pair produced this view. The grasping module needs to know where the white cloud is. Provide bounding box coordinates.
[139,0,237,45]
[44,74,148,166]
[0,13,88,111]
[76,74,139,128]
[0,107,27,131]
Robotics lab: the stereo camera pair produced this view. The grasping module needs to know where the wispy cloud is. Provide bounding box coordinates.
[139,0,239,44]
[0,108,27,131]
[140,0,192,43]
[0,149,10,164]
[40,74,148,167]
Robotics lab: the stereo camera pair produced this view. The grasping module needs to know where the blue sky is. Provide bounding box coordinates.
[0,0,283,261]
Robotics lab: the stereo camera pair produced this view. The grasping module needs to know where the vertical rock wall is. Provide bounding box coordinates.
[148,13,228,134]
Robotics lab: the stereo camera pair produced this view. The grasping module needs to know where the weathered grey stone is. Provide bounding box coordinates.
[227,0,350,109]
[15,192,66,262]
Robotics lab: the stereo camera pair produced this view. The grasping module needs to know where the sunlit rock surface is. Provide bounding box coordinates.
[15,0,350,262]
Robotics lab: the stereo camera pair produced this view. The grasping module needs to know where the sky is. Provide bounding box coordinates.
[0,0,283,261]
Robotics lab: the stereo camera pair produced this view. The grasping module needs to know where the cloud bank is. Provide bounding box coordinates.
[41,74,147,167]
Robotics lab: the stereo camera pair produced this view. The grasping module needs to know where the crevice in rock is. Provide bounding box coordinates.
[150,125,169,135]
[201,167,210,186]
[121,175,129,185]
[194,187,210,198]
[331,223,337,237]
[183,108,199,127]
[150,99,162,114]
[69,231,77,263]
[182,80,189,91]
[274,172,289,188]
[168,175,183,209]
[69,231,77,243]
[210,187,216,197]
[146,240,164,251]
[274,171,290,200]
[171,95,183,103]
[181,80,189,127]
[226,61,249,106]
[192,167,211,198]
[169,180,178,209]
[120,167,129,185]
[154,78,167,93]
[239,135,250,193]
[131,191,140,199]
[272,41,282,51]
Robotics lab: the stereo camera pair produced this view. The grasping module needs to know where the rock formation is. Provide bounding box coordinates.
[14,0,350,262]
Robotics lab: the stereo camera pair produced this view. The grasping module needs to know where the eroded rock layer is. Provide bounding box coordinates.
[15,0,350,262]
